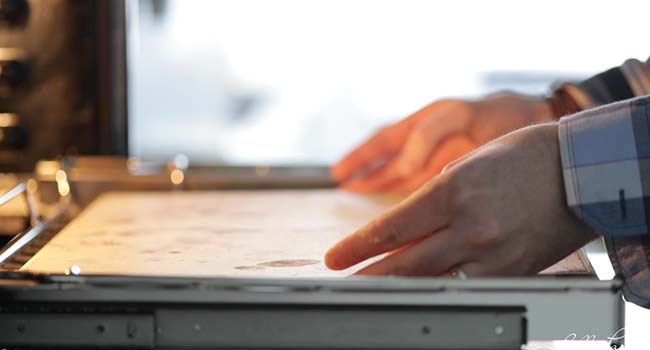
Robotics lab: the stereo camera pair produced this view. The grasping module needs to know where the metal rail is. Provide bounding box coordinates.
[0,170,72,266]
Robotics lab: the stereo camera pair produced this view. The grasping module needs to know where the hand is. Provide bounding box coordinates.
[325,123,598,276]
[332,93,555,194]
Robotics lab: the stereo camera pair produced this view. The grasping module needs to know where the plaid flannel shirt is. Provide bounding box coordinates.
[557,57,650,307]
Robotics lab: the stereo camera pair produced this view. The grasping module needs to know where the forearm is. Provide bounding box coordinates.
[547,56,650,118]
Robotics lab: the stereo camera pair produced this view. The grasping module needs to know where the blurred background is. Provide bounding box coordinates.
[127,0,650,165]
[1,0,649,169]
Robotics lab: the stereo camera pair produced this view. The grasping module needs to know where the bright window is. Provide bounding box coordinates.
[127,0,650,165]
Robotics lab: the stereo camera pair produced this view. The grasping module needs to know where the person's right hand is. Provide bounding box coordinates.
[326,122,598,277]
[331,92,555,194]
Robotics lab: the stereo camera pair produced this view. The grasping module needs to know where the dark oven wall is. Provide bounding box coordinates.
[0,0,126,172]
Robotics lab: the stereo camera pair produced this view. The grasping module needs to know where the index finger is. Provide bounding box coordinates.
[325,176,452,270]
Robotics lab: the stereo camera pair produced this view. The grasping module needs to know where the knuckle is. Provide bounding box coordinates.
[439,159,490,214]
[370,217,402,248]
[467,219,503,249]
[443,99,474,116]
[444,155,488,189]
[408,125,434,150]
[438,169,464,209]
[395,156,419,178]
[407,128,429,148]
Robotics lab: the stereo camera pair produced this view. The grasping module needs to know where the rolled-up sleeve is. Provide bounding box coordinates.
[559,95,650,307]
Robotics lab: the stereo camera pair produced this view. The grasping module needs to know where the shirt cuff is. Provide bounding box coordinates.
[558,95,650,237]
[548,57,650,119]
[604,235,650,308]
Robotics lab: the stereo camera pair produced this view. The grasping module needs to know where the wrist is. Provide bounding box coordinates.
[546,85,586,119]
[532,97,556,124]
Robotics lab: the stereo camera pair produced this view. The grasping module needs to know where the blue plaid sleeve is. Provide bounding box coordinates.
[559,95,650,307]
[550,58,650,115]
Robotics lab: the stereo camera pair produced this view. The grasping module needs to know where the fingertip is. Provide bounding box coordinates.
[324,247,346,270]
[325,238,363,271]
[330,163,349,182]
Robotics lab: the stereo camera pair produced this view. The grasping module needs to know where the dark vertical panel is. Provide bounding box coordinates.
[0,0,129,171]
[95,0,128,156]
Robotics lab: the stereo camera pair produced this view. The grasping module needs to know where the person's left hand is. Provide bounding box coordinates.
[325,122,598,276]
[331,93,554,195]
